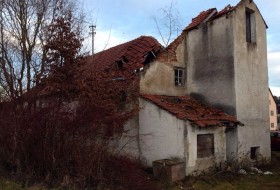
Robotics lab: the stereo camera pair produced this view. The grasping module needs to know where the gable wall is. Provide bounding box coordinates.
[140,38,188,96]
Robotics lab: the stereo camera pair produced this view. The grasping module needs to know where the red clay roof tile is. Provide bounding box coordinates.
[158,3,238,63]
[184,8,217,31]
[141,94,240,128]
[83,36,162,79]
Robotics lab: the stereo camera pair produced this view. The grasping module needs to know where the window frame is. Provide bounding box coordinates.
[197,134,214,158]
[245,8,256,43]
[174,67,185,87]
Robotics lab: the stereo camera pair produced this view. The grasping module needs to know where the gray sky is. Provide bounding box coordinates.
[81,0,280,95]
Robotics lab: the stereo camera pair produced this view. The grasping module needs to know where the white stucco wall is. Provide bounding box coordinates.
[233,0,270,160]
[185,0,270,162]
[184,123,227,175]
[139,98,227,176]
[139,98,185,166]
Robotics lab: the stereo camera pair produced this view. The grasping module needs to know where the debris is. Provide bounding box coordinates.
[238,169,247,175]
[250,167,263,174]
[263,171,273,175]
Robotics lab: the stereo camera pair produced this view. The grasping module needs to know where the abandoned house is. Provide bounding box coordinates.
[84,0,270,176]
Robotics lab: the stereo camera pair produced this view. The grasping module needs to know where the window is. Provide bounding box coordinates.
[197,134,214,158]
[246,8,256,43]
[174,68,185,86]
[271,110,274,116]
[271,123,275,128]
[250,147,259,160]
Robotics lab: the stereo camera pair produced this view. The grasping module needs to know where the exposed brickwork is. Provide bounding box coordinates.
[156,33,186,63]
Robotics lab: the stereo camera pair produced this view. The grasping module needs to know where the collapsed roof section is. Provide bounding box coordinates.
[83,36,163,80]
[157,0,267,63]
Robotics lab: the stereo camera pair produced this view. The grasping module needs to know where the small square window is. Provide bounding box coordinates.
[271,123,274,128]
[197,134,214,158]
[271,110,274,116]
[250,147,259,160]
[174,68,185,86]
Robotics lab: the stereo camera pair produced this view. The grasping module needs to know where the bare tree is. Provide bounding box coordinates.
[0,0,84,100]
[153,1,182,47]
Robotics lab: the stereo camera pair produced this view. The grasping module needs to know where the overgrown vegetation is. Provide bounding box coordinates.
[0,1,158,189]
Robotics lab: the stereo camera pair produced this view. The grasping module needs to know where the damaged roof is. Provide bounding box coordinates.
[141,94,240,128]
[184,0,267,31]
[157,5,236,63]
[158,0,267,63]
[184,5,237,32]
[83,36,162,79]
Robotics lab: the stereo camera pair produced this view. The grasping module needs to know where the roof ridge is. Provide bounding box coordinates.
[92,36,159,58]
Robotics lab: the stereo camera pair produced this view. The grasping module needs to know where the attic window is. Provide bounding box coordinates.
[197,134,214,158]
[115,58,127,69]
[174,68,185,87]
[246,8,256,43]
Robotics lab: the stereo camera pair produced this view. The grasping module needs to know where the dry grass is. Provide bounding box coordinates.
[2,151,280,190]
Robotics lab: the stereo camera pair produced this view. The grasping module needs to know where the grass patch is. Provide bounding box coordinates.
[0,177,23,190]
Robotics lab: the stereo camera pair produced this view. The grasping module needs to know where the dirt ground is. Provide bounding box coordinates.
[157,151,280,190]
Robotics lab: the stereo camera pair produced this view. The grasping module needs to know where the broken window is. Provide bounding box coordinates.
[174,68,185,86]
[250,147,259,160]
[197,134,214,158]
[246,8,256,43]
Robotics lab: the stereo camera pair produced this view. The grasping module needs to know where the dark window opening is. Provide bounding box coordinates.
[144,50,156,65]
[250,147,259,160]
[115,58,127,70]
[197,134,214,158]
[246,8,256,43]
[174,68,185,86]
